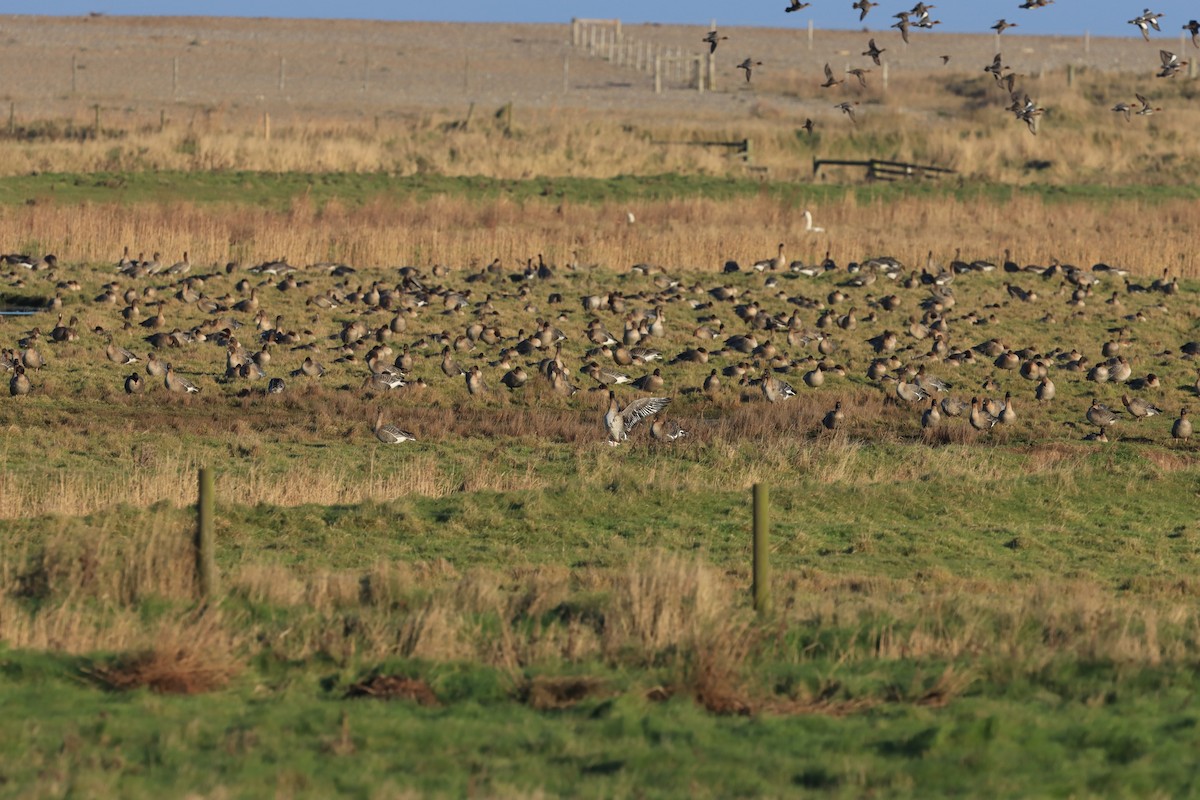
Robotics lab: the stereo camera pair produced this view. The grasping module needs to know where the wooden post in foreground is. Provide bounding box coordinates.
[196,468,218,598]
[752,483,770,615]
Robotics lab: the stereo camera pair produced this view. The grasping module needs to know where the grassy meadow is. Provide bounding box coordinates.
[3,20,1200,798]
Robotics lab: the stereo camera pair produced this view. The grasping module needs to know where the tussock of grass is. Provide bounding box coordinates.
[85,611,242,695]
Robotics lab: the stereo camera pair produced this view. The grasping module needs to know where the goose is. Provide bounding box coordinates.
[998,392,1017,424]
[1035,376,1056,402]
[894,380,928,404]
[1122,394,1162,420]
[145,353,167,378]
[465,365,488,396]
[703,369,721,396]
[651,419,688,441]
[784,0,810,11]
[1172,409,1192,442]
[105,336,139,365]
[267,378,285,394]
[821,63,844,89]
[969,397,998,431]
[921,398,941,429]
[853,0,878,21]
[604,391,670,444]
[21,347,44,372]
[373,411,416,444]
[501,367,528,389]
[822,401,844,430]
[124,372,144,394]
[940,396,969,417]
[991,18,1017,34]
[736,58,763,83]
[1086,399,1121,432]
[1135,93,1162,116]
[164,363,200,394]
[753,243,786,272]
[1186,19,1200,48]
[803,365,825,388]
[702,30,728,54]
[760,370,796,403]
[801,210,825,233]
[9,365,31,396]
[835,102,858,123]
[632,368,664,393]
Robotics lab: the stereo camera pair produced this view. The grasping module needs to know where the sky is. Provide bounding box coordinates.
[8,2,1199,39]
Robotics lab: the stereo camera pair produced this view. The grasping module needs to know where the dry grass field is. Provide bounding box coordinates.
[3,13,1200,798]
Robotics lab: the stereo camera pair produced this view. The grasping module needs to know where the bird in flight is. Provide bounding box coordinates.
[1135,92,1162,115]
[1185,19,1200,48]
[991,19,1017,35]
[821,63,844,88]
[784,0,811,12]
[863,38,885,66]
[1157,49,1189,78]
[852,0,878,21]
[1111,101,1133,122]
[802,118,814,134]
[835,101,859,123]
[1018,0,1053,7]
[847,67,871,87]
[737,58,763,82]
[939,54,951,64]
[892,17,911,44]
[702,30,728,54]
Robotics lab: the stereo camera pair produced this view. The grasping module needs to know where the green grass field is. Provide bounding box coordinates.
[3,162,1200,797]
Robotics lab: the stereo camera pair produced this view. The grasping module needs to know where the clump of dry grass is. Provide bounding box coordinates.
[85,610,242,695]
[344,674,439,705]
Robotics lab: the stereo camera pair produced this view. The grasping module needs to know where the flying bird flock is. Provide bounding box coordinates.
[700,1,1192,135]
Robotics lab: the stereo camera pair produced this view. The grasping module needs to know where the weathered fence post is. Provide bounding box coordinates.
[196,468,218,598]
[563,55,570,92]
[279,56,286,92]
[93,104,100,139]
[752,483,770,615]
[807,20,814,51]
[654,56,662,94]
[172,57,179,99]
[71,55,78,93]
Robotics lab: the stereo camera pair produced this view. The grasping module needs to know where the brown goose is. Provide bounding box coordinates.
[164,363,200,394]
[9,365,31,396]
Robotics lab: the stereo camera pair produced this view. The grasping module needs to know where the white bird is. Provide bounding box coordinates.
[801,209,825,233]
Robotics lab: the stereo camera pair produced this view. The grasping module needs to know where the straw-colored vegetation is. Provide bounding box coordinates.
[3,16,1200,794]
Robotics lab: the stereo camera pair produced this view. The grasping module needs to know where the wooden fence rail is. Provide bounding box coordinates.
[813,157,955,182]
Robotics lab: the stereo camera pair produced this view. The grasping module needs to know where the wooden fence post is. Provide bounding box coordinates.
[752,483,770,615]
[196,468,218,598]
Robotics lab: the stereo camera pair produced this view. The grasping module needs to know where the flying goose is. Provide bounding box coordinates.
[604,391,670,444]
[702,30,728,54]
[853,0,878,21]
[785,0,811,12]
[373,411,416,444]
[737,58,764,83]
[863,38,885,66]
[820,63,843,89]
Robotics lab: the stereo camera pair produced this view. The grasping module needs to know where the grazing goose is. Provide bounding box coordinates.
[1172,409,1192,442]
[632,368,664,393]
[604,391,670,444]
[702,369,721,396]
[1035,376,1056,402]
[1086,399,1121,432]
[1122,394,1162,420]
[759,370,796,403]
[124,372,144,394]
[164,364,200,394]
[373,411,416,444]
[9,365,31,397]
[651,419,688,441]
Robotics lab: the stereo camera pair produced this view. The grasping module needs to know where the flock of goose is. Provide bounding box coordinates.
[704,2,1197,133]
[1,242,1196,450]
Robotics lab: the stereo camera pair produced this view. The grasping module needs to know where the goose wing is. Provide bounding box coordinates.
[622,396,670,429]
